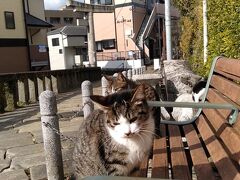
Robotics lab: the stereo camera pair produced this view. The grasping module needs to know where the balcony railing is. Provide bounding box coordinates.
[96,50,141,61]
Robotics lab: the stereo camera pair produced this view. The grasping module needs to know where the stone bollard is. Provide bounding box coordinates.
[101,76,108,96]
[127,69,132,79]
[122,71,127,78]
[39,90,64,180]
[81,80,94,119]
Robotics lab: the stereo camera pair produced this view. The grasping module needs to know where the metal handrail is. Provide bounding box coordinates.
[147,101,239,125]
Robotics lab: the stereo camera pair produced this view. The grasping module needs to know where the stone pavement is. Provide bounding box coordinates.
[0,81,102,180]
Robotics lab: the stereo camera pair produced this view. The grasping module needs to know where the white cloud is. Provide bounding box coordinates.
[44,0,66,10]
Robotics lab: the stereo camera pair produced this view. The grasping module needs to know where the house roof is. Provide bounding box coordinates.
[47,26,87,36]
[26,13,53,28]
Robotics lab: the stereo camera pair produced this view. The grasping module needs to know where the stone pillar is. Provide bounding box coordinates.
[39,90,64,180]
[127,69,132,79]
[51,75,58,94]
[81,81,94,119]
[132,69,136,75]
[28,78,37,103]
[45,76,52,91]
[122,71,127,78]
[17,79,26,105]
[88,11,97,67]
[113,73,118,78]
[101,76,108,96]
[37,77,44,98]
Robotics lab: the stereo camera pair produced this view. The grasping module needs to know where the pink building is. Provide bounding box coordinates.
[91,0,180,64]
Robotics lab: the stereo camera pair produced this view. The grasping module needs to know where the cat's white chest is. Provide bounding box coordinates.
[124,137,152,168]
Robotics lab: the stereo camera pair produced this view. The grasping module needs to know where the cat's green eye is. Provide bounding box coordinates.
[130,117,137,123]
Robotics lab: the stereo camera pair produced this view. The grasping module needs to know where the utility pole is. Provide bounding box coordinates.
[122,16,127,69]
[165,0,172,61]
[88,11,97,67]
[203,0,208,64]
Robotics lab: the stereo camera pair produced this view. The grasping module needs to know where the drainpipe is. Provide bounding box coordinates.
[165,0,172,61]
[22,0,32,71]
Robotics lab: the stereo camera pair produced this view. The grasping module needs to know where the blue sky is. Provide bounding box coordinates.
[44,0,66,10]
[44,0,84,10]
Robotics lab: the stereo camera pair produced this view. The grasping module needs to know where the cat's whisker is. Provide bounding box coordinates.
[140,129,158,137]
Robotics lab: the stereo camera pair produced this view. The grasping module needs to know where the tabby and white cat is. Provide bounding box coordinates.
[103,72,160,136]
[72,84,155,179]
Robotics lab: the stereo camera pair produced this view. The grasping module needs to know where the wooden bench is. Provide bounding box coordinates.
[133,56,240,179]
[81,56,240,180]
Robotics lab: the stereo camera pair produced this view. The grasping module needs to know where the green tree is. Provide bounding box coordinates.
[173,0,240,77]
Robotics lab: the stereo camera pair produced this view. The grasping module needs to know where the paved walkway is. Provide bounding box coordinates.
[0,81,102,180]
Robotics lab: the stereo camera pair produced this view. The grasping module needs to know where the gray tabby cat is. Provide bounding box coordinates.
[72,84,155,179]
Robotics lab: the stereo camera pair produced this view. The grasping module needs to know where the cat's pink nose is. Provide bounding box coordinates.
[125,132,131,136]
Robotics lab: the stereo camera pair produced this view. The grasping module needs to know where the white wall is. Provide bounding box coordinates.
[83,59,143,69]
[65,47,75,69]
[48,34,66,70]
[154,58,160,70]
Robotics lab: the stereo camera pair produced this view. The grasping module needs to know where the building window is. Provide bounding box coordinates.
[105,0,112,5]
[64,17,73,24]
[52,38,59,46]
[103,39,115,49]
[96,41,103,52]
[90,0,112,5]
[4,11,15,29]
[59,49,63,54]
[50,17,60,24]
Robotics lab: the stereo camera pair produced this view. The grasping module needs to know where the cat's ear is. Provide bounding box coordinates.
[131,84,145,102]
[117,72,127,82]
[102,74,113,82]
[90,95,111,110]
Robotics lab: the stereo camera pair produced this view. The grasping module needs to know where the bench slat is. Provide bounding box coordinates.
[210,75,240,105]
[207,87,240,132]
[215,58,240,78]
[197,115,240,179]
[152,124,169,178]
[215,70,240,82]
[203,108,240,165]
[138,156,149,177]
[207,88,233,119]
[183,125,216,180]
[168,125,191,180]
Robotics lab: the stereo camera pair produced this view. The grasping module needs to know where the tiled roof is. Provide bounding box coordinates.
[47,26,87,36]
[26,13,53,28]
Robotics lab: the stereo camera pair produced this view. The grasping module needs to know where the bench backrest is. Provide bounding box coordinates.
[195,56,240,179]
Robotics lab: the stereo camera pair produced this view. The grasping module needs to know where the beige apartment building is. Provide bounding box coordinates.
[0,0,52,73]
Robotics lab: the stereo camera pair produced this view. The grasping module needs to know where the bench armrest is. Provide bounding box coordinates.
[147,101,239,125]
